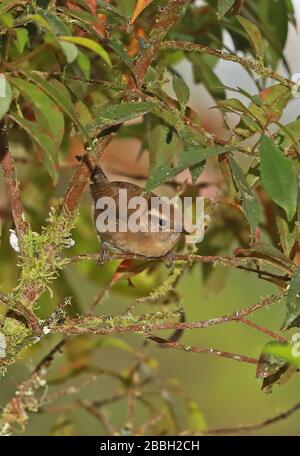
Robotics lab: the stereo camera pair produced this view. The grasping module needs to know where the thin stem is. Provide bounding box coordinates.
[203,401,300,435]
[160,41,294,89]
[0,119,28,238]
[67,252,293,276]
[53,294,281,338]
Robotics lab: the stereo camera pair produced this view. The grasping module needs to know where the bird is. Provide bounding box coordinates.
[77,155,184,264]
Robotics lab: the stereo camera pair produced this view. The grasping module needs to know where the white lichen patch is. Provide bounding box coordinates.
[0,333,6,358]
[9,229,20,252]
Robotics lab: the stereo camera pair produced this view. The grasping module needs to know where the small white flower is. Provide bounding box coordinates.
[9,229,20,252]
[43,326,51,335]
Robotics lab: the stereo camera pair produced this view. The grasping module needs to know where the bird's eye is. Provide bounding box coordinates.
[159,218,168,228]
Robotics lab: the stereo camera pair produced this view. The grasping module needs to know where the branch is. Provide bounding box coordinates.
[203,401,300,435]
[53,294,281,339]
[127,0,192,92]
[67,252,293,277]
[148,336,258,365]
[160,41,295,89]
[0,119,28,238]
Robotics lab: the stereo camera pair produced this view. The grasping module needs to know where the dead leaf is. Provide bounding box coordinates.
[131,0,153,23]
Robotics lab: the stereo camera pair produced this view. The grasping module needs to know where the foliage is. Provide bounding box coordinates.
[0,0,299,436]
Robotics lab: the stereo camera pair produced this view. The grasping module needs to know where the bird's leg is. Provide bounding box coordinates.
[97,241,110,266]
[164,252,175,268]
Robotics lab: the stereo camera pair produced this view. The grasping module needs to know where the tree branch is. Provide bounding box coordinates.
[160,41,295,89]
[0,119,28,238]
[203,401,300,435]
[53,294,281,339]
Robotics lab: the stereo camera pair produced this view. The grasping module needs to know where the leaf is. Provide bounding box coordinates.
[58,36,112,67]
[14,28,29,53]
[145,146,232,191]
[275,118,300,149]
[256,341,295,392]
[40,9,71,35]
[148,122,183,175]
[228,156,262,236]
[282,268,300,330]
[8,77,65,148]
[21,14,52,32]
[88,101,153,131]
[0,75,12,120]
[217,0,235,19]
[131,0,153,23]
[189,54,225,100]
[9,112,58,183]
[237,16,264,60]
[77,50,91,79]
[59,41,78,63]
[259,135,298,221]
[108,38,133,72]
[234,242,294,272]
[172,74,190,113]
[275,206,297,257]
[0,12,13,28]
[22,71,89,141]
[188,401,207,432]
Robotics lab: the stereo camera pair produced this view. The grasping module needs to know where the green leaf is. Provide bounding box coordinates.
[256,341,296,392]
[40,9,71,35]
[259,135,298,221]
[188,401,207,432]
[237,16,264,60]
[189,54,225,100]
[275,118,300,149]
[282,268,300,330]
[145,146,232,191]
[217,0,235,19]
[22,71,89,141]
[58,36,112,67]
[9,77,65,148]
[9,112,58,183]
[172,74,190,113]
[148,122,183,175]
[228,156,262,236]
[20,14,52,32]
[0,76,12,120]
[88,101,153,131]
[76,50,91,79]
[275,206,297,257]
[59,41,78,63]
[14,28,29,53]
[0,12,13,28]
[108,38,133,72]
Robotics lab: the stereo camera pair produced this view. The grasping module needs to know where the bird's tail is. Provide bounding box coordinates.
[76,154,107,183]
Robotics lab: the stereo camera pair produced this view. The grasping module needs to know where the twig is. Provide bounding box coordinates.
[53,294,281,340]
[0,119,28,237]
[77,399,117,435]
[239,318,286,343]
[66,252,293,276]
[203,401,300,435]
[148,336,258,365]
[160,41,295,89]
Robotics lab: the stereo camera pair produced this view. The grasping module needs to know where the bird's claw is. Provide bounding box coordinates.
[97,243,110,266]
[165,252,175,268]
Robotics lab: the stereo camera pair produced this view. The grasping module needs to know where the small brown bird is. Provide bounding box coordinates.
[78,155,184,264]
